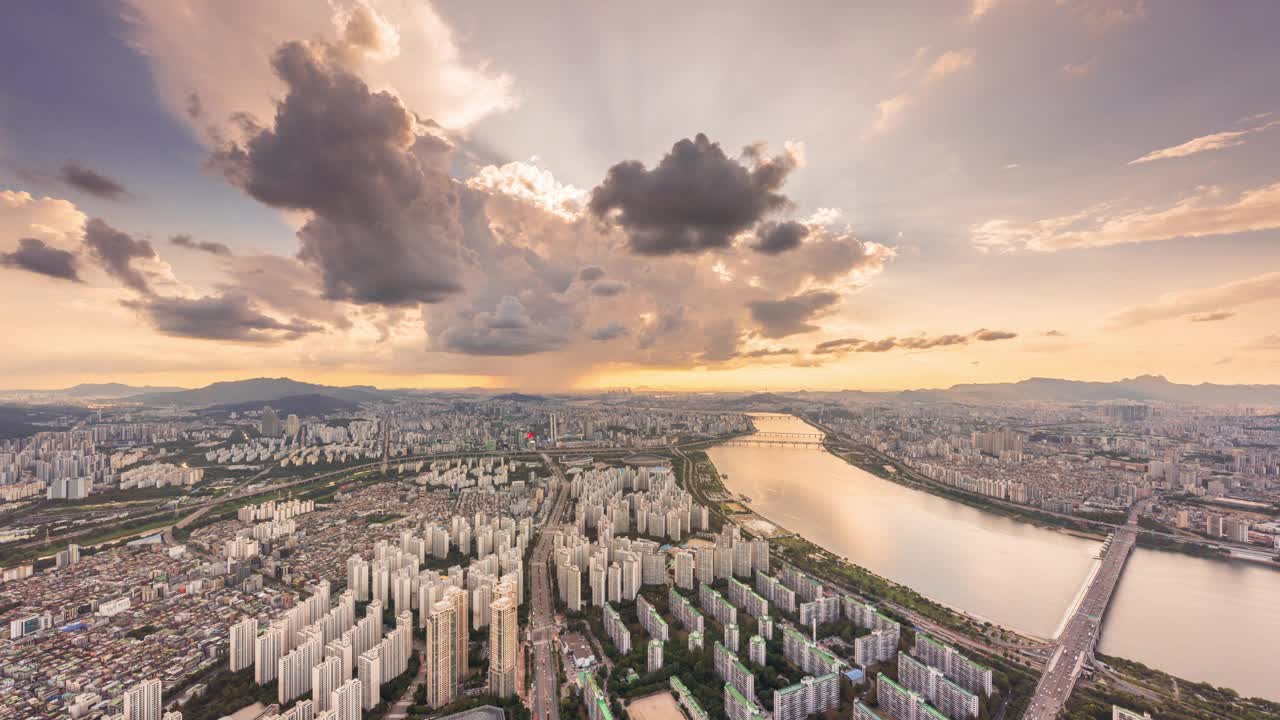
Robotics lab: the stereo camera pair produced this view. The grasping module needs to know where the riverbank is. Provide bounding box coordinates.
[677,446,1045,646]
[817,426,1277,569]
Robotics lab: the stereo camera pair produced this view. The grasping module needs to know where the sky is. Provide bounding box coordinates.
[2,0,1279,392]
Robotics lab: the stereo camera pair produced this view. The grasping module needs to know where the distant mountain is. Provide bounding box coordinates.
[60,382,187,398]
[128,378,386,407]
[0,404,94,439]
[806,375,1280,406]
[200,393,360,418]
[491,393,548,403]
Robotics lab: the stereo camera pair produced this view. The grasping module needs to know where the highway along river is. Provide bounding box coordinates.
[707,414,1280,701]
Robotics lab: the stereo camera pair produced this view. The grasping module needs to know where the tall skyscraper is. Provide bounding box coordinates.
[332,678,363,720]
[311,656,344,712]
[425,598,458,707]
[358,648,382,710]
[122,678,162,720]
[488,596,517,698]
[255,629,281,685]
[230,617,258,672]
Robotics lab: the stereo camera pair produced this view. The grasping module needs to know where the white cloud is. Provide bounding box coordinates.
[122,0,514,143]
[1104,271,1280,328]
[1129,119,1280,164]
[466,161,588,222]
[869,94,914,136]
[867,48,975,137]
[925,49,977,83]
[0,190,87,248]
[969,0,999,21]
[971,182,1280,252]
[1061,58,1099,78]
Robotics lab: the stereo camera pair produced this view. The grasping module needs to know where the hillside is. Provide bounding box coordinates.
[128,378,386,407]
[198,393,361,418]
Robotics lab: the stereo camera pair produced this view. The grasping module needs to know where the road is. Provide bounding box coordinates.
[1023,511,1137,720]
[529,453,572,720]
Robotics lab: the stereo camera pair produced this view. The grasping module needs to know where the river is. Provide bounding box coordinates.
[706,414,1280,702]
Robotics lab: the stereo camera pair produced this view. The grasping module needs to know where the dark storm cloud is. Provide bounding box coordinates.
[752,221,810,255]
[588,133,798,255]
[813,337,863,355]
[1188,311,1234,323]
[746,290,840,339]
[812,329,1018,355]
[700,318,742,362]
[210,40,465,306]
[170,234,232,256]
[577,265,606,282]
[590,279,628,297]
[637,306,687,350]
[743,347,798,358]
[434,296,568,356]
[0,238,81,282]
[589,322,630,341]
[59,162,130,201]
[82,218,157,294]
[124,292,321,343]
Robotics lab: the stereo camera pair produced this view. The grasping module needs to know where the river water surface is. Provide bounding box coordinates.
[707,414,1280,701]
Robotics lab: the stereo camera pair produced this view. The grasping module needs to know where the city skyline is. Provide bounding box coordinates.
[3,1,1280,393]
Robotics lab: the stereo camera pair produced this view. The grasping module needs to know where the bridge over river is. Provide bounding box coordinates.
[1024,512,1138,719]
[718,430,826,448]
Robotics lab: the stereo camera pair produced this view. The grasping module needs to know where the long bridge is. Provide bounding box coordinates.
[1024,513,1138,720]
[719,431,826,448]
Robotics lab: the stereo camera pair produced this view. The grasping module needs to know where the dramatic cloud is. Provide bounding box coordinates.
[1129,118,1280,165]
[210,40,466,306]
[433,295,569,356]
[123,0,513,141]
[589,322,630,342]
[1189,311,1234,323]
[813,329,1016,355]
[0,238,81,282]
[971,182,1280,252]
[588,133,800,255]
[577,266,605,282]
[170,234,231,256]
[1105,271,1280,328]
[467,161,587,222]
[747,290,841,339]
[589,280,628,297]
[752,221,810,255]
[125,291,322,342]
[82,218,158,293]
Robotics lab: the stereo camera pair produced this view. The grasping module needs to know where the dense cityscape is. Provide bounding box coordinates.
[3,381,1279,720]
[4,2,1280,720]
